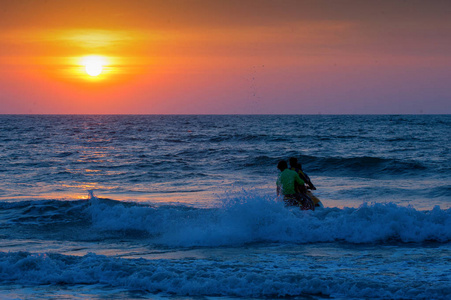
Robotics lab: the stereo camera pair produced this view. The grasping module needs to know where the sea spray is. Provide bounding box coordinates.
[82,195,451,246]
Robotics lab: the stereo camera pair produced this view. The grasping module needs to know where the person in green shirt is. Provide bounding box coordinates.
[289,157,322,207]
[276,160,313,210]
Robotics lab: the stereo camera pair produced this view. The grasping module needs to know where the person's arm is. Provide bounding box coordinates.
[295,173,305,186]
[304,173,316,190]
[300,170,316,190]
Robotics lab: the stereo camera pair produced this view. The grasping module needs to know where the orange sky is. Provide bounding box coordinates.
[1,0,450,114]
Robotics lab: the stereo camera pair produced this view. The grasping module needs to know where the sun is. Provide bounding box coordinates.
[82,55,106,77]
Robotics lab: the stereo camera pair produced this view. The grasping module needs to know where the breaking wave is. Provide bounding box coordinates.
[3,194,451,247]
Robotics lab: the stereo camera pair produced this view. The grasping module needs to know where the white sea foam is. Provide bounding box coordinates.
[85,193,451,247]
[1,247,450,299]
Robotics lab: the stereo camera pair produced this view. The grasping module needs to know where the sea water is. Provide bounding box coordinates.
[0,115,449,299]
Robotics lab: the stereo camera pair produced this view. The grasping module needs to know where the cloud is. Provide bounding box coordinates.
[1,28,146,48]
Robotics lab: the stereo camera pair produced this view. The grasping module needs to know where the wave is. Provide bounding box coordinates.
[0,248,449,299]
[2,195,451,246]
[305,155,428,177]
[0,199,90,225]
[239,154,432,178]
[89,196,451,246]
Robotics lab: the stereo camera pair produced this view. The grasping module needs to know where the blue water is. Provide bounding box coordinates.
[0,115,450,299]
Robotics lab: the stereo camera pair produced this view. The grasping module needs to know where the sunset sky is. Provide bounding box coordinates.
[1,0,450,114]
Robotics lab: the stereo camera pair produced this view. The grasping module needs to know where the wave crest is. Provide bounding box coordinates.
[85,195,451,246]
[2,196,450,246]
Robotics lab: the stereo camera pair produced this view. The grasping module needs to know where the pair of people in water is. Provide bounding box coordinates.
[276,157,319,210]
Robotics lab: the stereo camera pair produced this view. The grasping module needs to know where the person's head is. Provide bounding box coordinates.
[277,160,288,171]
[289,157,298,168]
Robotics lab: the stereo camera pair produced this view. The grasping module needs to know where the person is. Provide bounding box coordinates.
[276,160,314,210]
[289,157,316,190]
[289,157,322,207]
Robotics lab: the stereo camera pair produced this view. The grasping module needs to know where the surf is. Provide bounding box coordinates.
[3,193,450,247]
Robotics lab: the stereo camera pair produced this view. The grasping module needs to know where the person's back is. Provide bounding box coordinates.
[277,168,303,196]
[277,160,315,210]
[276,160,306,206]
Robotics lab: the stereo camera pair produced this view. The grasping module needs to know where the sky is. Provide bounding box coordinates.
[1,0,450,114]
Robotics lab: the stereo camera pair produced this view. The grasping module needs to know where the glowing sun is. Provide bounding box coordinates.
[82,55,106,77]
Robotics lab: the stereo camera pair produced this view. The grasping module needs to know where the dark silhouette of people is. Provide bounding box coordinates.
[277,160,314,210]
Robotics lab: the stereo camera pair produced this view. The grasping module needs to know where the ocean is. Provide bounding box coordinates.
[0,114,450,299]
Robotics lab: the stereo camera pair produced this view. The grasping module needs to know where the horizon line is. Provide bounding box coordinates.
[0,113,449,116]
